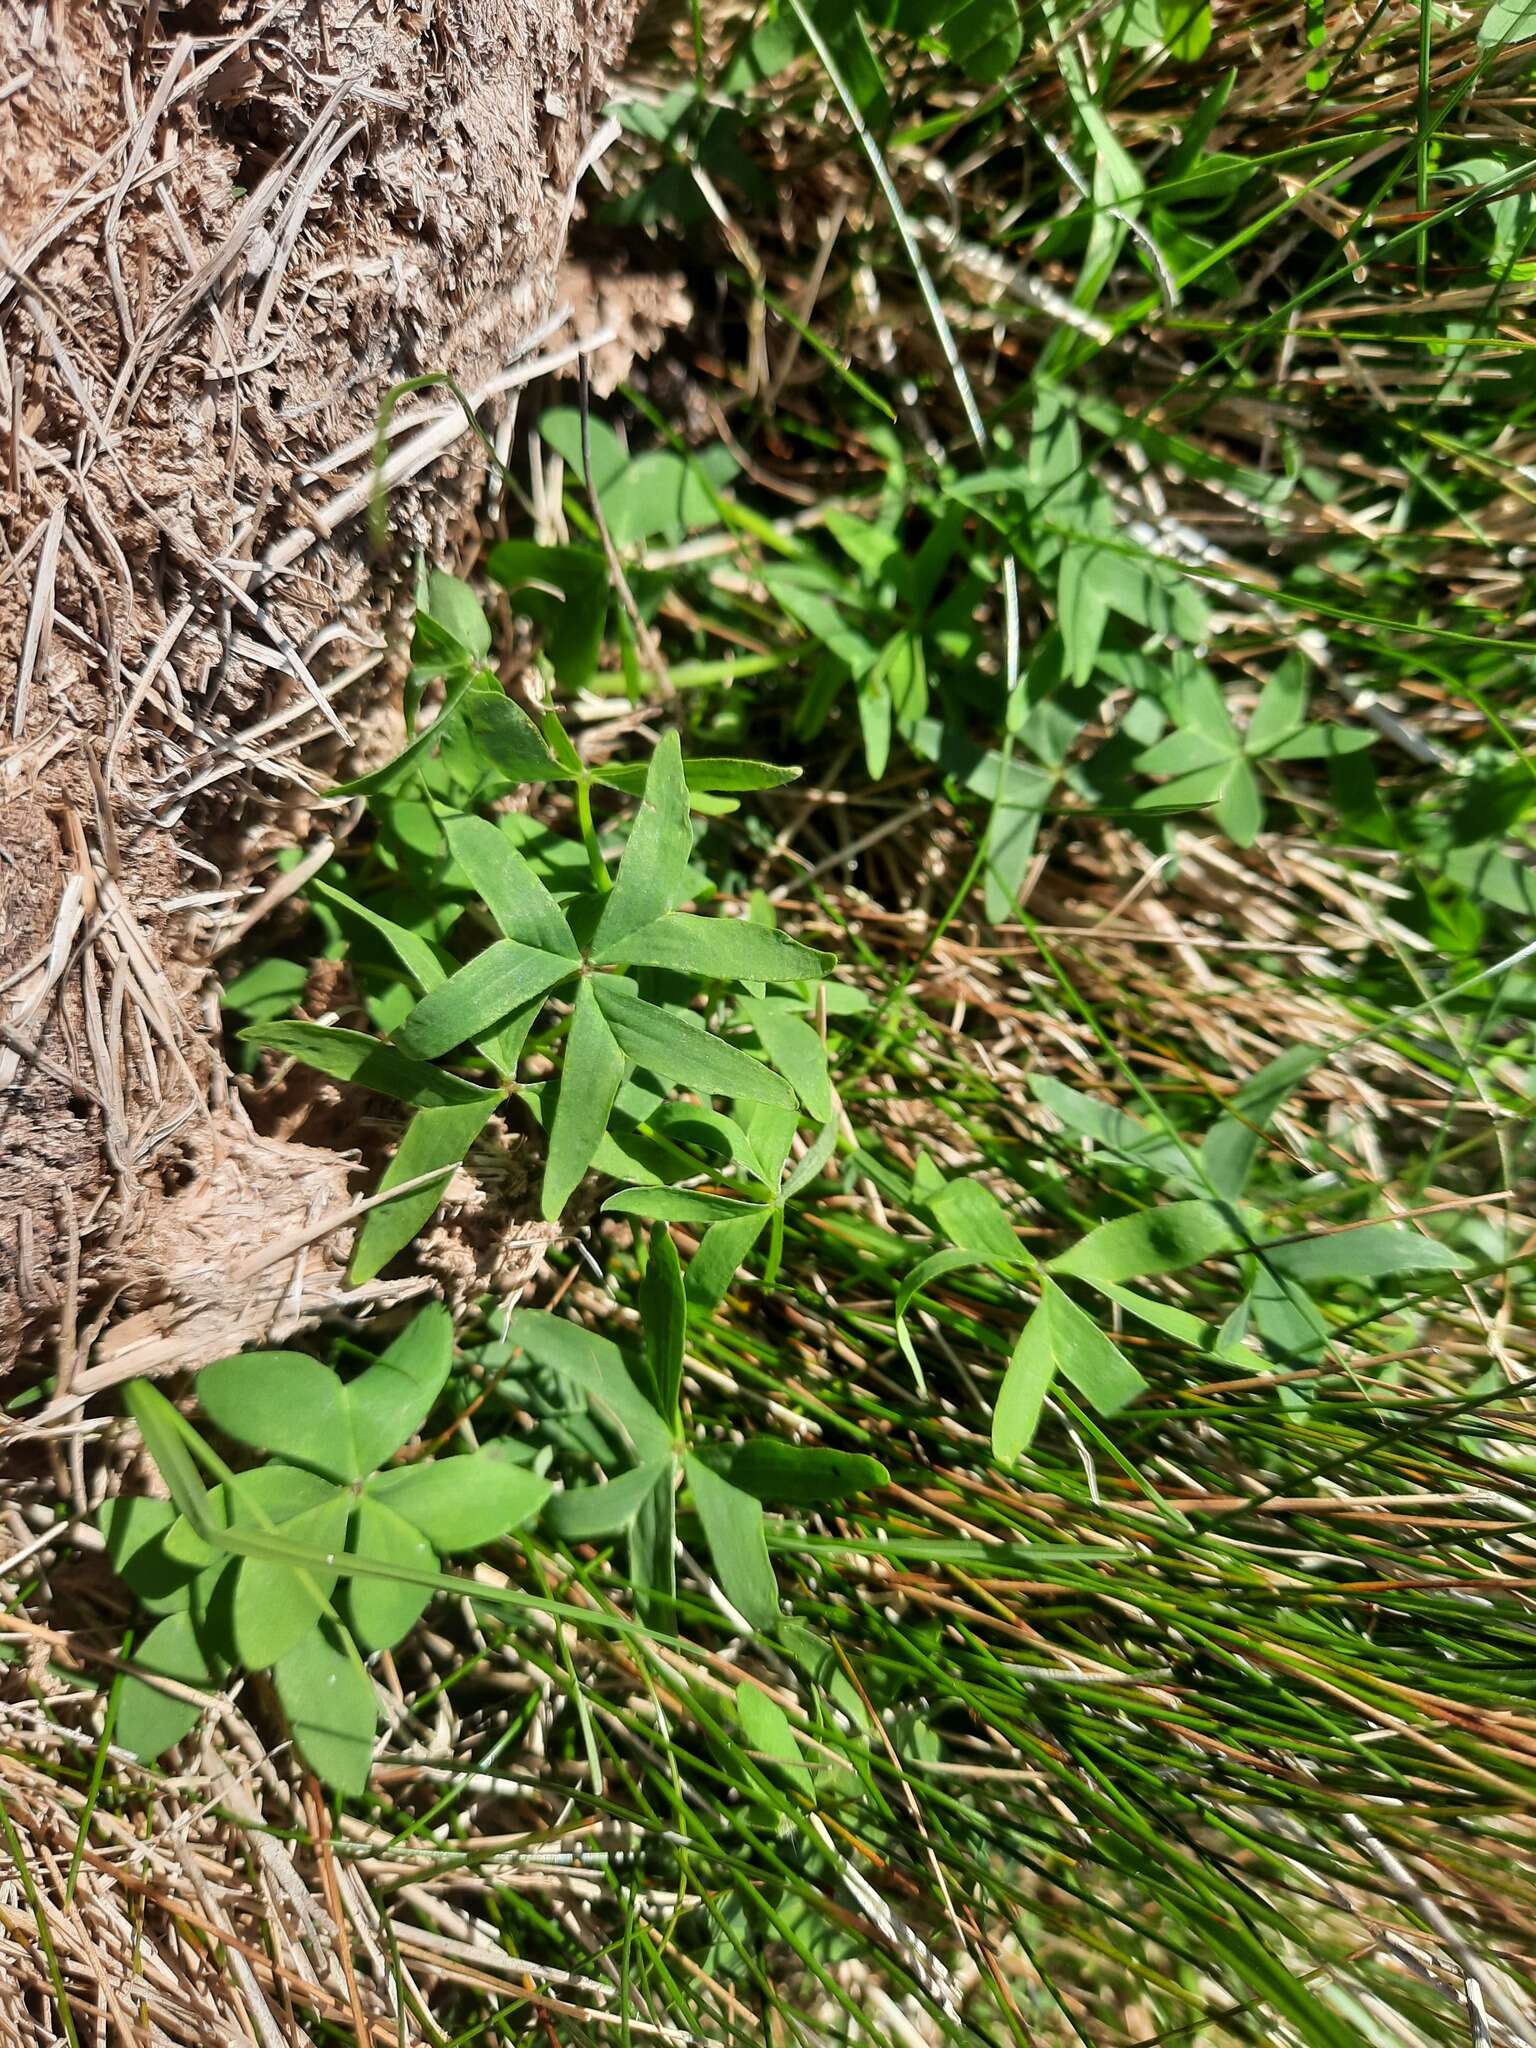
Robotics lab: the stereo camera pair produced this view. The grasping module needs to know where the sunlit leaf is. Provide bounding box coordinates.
[368,1447,551,1553]
[350,1095,503,1284]
[272,1619,377,1796]
[344,1303,455,1473]
[736,1679,813,1792]
[546,1458,674,1541]
[994,1280,1148,1462]
[596,912,833,982]
[345,1497,434,1652]
[198,1351,353,1479]
[594,731,695,952]
[443,816,580,956]
[394,940,575,1061]
[542,978,627,1220]
[593,983,795,1108]
[1051,1200,1246,1285]
[115,1613,214,1762]
[685,1454,778,1631]
[640,1223,687,1428]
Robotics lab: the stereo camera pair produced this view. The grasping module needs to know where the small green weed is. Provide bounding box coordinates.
[100,1306,548,1792]
[240,570,834,1284]
[79,1,1536,2042]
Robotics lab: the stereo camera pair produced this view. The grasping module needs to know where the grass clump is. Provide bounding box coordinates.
[11,2,1536,2044]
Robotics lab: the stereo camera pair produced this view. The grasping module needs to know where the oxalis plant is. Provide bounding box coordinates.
[242,572,836,1288]
[99,1306,550,1794]
[101,1261,889,1793]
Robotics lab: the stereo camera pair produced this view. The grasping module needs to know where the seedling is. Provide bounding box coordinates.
[243,574,835,1285]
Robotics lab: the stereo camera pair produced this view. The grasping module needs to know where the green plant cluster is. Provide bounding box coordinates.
[78,0,1536,2040]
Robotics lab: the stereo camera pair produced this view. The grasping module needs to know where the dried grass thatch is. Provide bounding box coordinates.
[0,0,637,1383]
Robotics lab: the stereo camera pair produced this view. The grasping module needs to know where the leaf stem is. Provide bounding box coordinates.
[575,774,612,893]
[762,1205,786,1290]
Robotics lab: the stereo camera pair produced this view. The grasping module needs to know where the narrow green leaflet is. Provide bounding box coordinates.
[1094,1281,1239,1357]
[1263,725,1374,761]
[394,940,575,1061]
[1058,542,1113,686]
[271,1620,377,1796]
[444,816,580,957]
[350,1094,503,1284]
[1050,1200,1246,1285]
[726,1441,888,1505]
[994,1280,1149,1462]
[923,1167,1024,1262]
[1247,657,1307,754]
[1045,1283,1149,1413]
[545,1458,673,1542]
[604,1186,759,1224]
[630,1460,678,1618]
[993,1309,1056,1466]
[594,757,800,796]
[742,1099,800,1189]
[904,719,1053,925]
[739,999,834,1121]
[222,956,308,1021]
[542,978,627,1220]
[238,1022,498,1112]
[596,911,833,982]
[1158,0,1212,61]
[593,982,795,1108]
[307,879,447,994]
[368,1448,551,1553]
[593,731,695,951]
[1135,728,1233,779]
[685,1208,773,1306]
[685,1454,779,1632]
[858,666,894,780]
[1214,758,1263,847]
[736,1680,813,1793]
[1265,1224,1465,1287]
[782,1115,841,1200]
[640,1223,687,1429]
[648,1101,768,1179]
